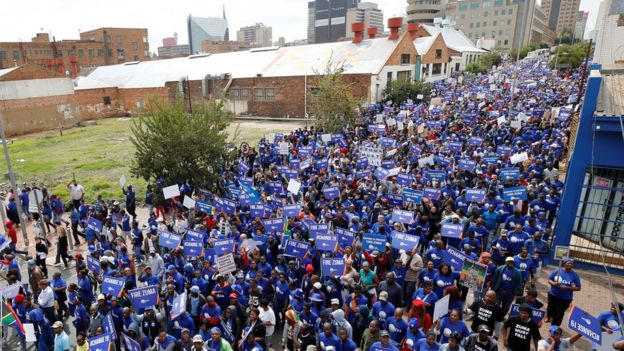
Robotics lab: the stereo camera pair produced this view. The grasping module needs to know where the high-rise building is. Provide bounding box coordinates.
[407,0,448,24]
[574,11,589,40]
[236,23,273,47]
[187,10,229,54]
[345,2,384,38]
[540,0,581,36]
[307,0,360,44]
[157,34,190,59]
[593,0,624,68]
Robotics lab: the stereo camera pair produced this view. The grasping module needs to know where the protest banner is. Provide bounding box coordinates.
[162,184,180,199]
[283,204,302,218]
[392,209,413,224]
[122,333,142,351]
[568,305,602,345]
[391,232,420,252]
[128,286,159,310]
[182,196,196,209]
[458,159,476,171]
[185,229,205,242]
[102,276,125,297]
[183,240,204,257]
[502,186,528,201]
[336,227,355,248]
[397,173,413,187]
[87,256,101,275]
[460,259,487,291]
[171,292,187,320]
[509,304,546,324]
[321,258,346,277]
[360,146,383,167]
[323,186,340,199]
[158,230,182,250]
[315,234,338,252]
[499,167,520,180]
[88,333,113,351]
[441,223,463,239]
[433,294,450,323]
[103,313,117,340]
[423,187,441,201]
[362,233,387,252]
[403,188,423,204]
[216,253,237,275]
[87,217,103,233]
[443,247,467,272]
[287,179,301,194]
[309,223,330,238]
[284,239,310,257]
[465,188,486,203]
[263,218,285,233]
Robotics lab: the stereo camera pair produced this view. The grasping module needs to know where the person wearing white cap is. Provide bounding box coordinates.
[53,320,70,351]
[192,334,208,351]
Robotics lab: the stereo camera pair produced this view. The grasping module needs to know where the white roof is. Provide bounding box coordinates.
[83,38,401,89]
[413,35,437,56]
[73,76,115,90]
[421,24,486,53]
[0,67,18,78]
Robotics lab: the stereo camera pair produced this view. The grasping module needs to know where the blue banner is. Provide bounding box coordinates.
[128,285,159,310]
[89,333,113,351]
[284,239,310,257]
[310,223,330,238]
[482,155,499,166]
[185,229,205,242]
[381,160,395,169]
[443,247,467,272]
[184,240,204,257]
[403,188,423,204]
[355,169,371,179]
[103,313,117,340]
[569,305,601,345]
[387,194,403,207]
[442,223,464,239]
[425,170,446,182]
[250,204,266,218]
[263,218,285,233]
[315,234,338,252]
[467,137,484,146]
[321,258,346,277]
[380,137,395,148]
[423,187,441,201]
[362,233,387,252]
[222,198,236,214]
[448,141,463,152]
[213,238,235,256]
[497,146,512,156]
[502,186,528,201]
[87,256,100,275]
[195,200,214,214]
[87,217,103,233]
[465,188,486,203]
[102,275,125,297]
[499,167,520,181]
[336,227,355,248]
[458,159,476,171]
[391,232,420,252]
[283,204,301,218]
[122,333,142,351]
[509,304,546,324]
[356,157,368,169]
[323,186,340,199]
[397,173,413,187]
[392,209,413,224]
[374,167,390,180]
[158,230,182,250]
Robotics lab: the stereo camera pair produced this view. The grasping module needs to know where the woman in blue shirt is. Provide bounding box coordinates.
[546,258,581,326]
[412,281,439,317]
[436,309,470,344]
[415,331,440,351]
[432,263,460,298]
[418,261,437,287]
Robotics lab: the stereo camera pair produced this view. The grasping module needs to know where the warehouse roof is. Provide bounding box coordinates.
[420,24,486,53]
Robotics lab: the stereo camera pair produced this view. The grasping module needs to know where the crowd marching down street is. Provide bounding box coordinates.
[1,57,624,351]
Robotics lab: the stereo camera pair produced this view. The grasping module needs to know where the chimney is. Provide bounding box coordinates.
[367,27,378,39]
[388,17,403,40]
[408,23,420,40]
[352,22,365,44]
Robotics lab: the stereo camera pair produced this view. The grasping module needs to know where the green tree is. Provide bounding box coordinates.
[510,43,541,60]
[384,79,431,103]
[310,60,360,133]
[550,42,591,69]
[464,52,502,74]
[130,99,234,203]
[557,28,575,45]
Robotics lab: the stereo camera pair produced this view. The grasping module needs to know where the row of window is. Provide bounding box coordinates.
[455,7,513,20]
[104,35,148,44]
[0,47,148,61]
[468,19,512,28]
[230,88,276,101]
[458,0,511,11]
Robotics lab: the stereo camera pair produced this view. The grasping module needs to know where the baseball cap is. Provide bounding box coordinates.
[331,298,340,305]
[478,324,490,333]
[97,294,105,301]
[549,326,562,336]
[380,330,390,337]
[408,318,419,329]
[378,291,388,301]
[505,256,515,263]
[193,335,204,343]
[313,282,322,289]
[52,321,64,329]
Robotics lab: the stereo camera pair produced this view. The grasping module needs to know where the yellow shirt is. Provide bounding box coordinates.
[76,343,88,351]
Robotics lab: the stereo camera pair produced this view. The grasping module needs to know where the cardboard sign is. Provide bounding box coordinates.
[182,195,196,209]
[553,245,570,260]
[171,292,187,320]
[158,230,182,250]
[509,304,546,324]
[360,146,384,167]
[119,175,127,187]
[184,240,204,257]
[322,186,340,199]
[569,305,602,345]
[510,152,528,164]
[87,255,101,275]
[392,209,414,224]
[336,227,356,248]
[284,239,310,257]
[263,218,285,233]
[321,258,346,277]
[216,253,237,275]
[88,333,113,351]
[23,323,37,342]
[499,167,520,180]
[465,188,486,203]
[103,313,117,340]
[102,276,125,297]
[433,294,450,323]
[362,233,387,252]
[87,217,103,233]
[443,246,467,271]
[403,188,423,204]
[128,286,159,310]
[163,184,180,199]
[309,223,330,238]
[283,204,302,218]
[441,223,463,239]
[315,234,338,252]
[391,232,420,252]
[460,259,487,291]
[502,186,528,201]
[287,179,301,194]
[458,159,476,171]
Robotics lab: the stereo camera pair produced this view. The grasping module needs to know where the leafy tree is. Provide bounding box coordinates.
[130,99,234,204]
[550,42,591,69]
[510,43,541,60]
[464,52,502,74]
[556,28,575,45]
[310,60,360,133]
[383,79,431,103]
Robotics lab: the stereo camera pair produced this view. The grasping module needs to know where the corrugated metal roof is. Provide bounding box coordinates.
[0,67,18,78]
[83,37,400,89]
[421,24,486,53]
[413,35,437,56]
[73,76,116,90]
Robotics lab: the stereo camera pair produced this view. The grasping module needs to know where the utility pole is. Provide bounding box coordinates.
[508,7,526,120]
[0,112,29,247]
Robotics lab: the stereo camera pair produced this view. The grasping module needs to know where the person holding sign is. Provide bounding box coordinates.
[546,258,581,326]
[537,326,581,351]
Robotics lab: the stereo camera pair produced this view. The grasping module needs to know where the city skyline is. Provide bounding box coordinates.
[0,0,600,53]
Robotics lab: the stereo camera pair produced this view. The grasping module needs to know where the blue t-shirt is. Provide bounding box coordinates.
[372,301,395,324]
[432,272,459,297]
[438,317,470,344]
[415,339,440,351]
[598,310,624,331]
[412,288,439,316]
[548,269,581,300]
[385,317,408,344]
[500,267,515,290]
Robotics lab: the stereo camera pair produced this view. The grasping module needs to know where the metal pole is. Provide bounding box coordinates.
[574,39,593,110]
[508,10,525,120]
[0,112,29,247]
[304,74,307,119]
[553,35,564,71]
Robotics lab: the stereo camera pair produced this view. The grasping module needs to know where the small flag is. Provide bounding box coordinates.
[2,298,25,338]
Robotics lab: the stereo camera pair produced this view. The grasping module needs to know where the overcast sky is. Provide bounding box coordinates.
[0,0,601,51]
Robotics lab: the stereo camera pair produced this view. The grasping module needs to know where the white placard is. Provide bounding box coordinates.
[397,121,404,130]
[0,283,22,299]
[375,114,384,123]
[386,118,396,127]
[517,112,529,122]
[476,92,486,100]
[490,84,496,91]
[510,120,522,130]
[287,179,302,194]
[360,146,383,167]
[418,155,435,167]
[386,149,397,157]
[268,133,276,142]
[24,323,37,342]
[416,94,424,100]
[387,167,401,177]
[478,102,486,109]
[119,175,127,187]
[510,152,528,164]
[183,196,196,209]
[279,141,290,155]
[163,184,180,199]
[321,134,332,143]
[497,116,506,125]
[216,253,237,275]
[433,294,450,323]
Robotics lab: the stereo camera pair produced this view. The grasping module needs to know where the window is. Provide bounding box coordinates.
[397,70,411,81]
[12,50,20,60]
[78,49,84,57]
[387,71,392,84]
[144,50,149,57]
[470,23,474,28]
[68,49,75,56]
[483,21,487,27]
[507,19,512,25]
[134,55,139,61]
[132,42,138,50]
[143,35,148,43]
[443,62,447,74]
[104,35,111,43]
[0,51,7,60]
[98,49,104,57]
[230,88,250,101]
[432,63,442,75]
[468,32,472,38]
[499,30,503,35]
[484,11,488,17]
[508,9,512,15]
[255,88,276,101]
[459,3,468,10]
[455,62,460,71]
[495,0,503,5]
[470,1,479,9]
[57,50,63,58]
[460,14,465,19]
[401,54,410,65]
[116,35,122,44]
[108,49,113,57]
[476,22,480,28]
[435,49,442,59]
[504,39,509,45]
[483,0,492,8]
[89,49,94,57]
[493,20,497,26]
[502,9,506,15]
[495,10,499,16]
[103,96,111,105]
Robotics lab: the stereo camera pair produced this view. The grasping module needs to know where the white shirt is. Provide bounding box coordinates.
[69,184,85,201]
[538,338,575,351]
[38,286,55,308]
[259,307,276,337]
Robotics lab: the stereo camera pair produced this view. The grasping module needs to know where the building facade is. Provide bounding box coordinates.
[574,10,589,40]
[593,0,624,69]
[236,23,273,47]
[187,15,229,54]
[201,40,257,54]
[407,0,448,25]
[345,2,384,38]
[540,0,581,36]
[157,34,190,59]
[79,28,150,64]
[307,0,360,44]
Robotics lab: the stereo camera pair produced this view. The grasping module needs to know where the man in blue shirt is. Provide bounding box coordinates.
[385,308,408,346]
[370,330,399,351]
[319,322,342,351]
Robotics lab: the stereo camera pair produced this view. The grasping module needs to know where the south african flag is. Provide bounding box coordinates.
[2,298,25,338]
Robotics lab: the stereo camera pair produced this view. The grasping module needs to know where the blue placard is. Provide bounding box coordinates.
[263,218,285,233]
[290,159,301,170]
[195,200,213,214]
[441,223,463,238]
[185,229,205,242]
[315,234,338,252]
[355,169,371,179]
[336,227,355,248]
[321,257,346,277]
[381,160,395,169]
[171,291,187,320]
[270,181,283,195]
[403,188,423,204]
[502,186,528,201]
[443,247,467,271]
[103,314,117,340]
[283,204,301,218]
[323,186,340,199]
[284,239,310,257]
[184,240,204,257]
[465,188,486,203]
[436,156,453,168]
[458,159,476,171]
[213,238,235,255]
[102,275,125,297]
[410,145,422,155]
[499,167,520,181]
[240,177,254,187]
[509,304,546,324]
[569,305,602,345]
[467,137,484,146]
[497,146,512,156]
[128,285,159,310]
[392,209,413,224]
[423,187,441,201]
[89,333,113,351]
[238,161,250,176]
[250,204,266,218]
[448,141,463,152]
[122,334,142,351]
[362,233,387,252]
[482,155,499,166]
[374,167,389,180]
[391,232,420,252]
[315,158,329,170]
[87,256,100,275]
[425,170,446,182]
[87,217,103,233]
[397,173,413,187]
[158,230,182,250]
[222,198,236,214]
[380,137,395,148]
[310,223,330,238]
[387,194,403,207]
[356,157,368,169]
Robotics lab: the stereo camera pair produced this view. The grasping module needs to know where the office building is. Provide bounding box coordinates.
[345,2,384,38]
[157,34,190,59]
[540,0,581,36]
[593,0,624,69]
[407,0,448,24]
[307,0,360,44]
[236,23,273,47]
[575,11,589,40]
[187,12,229,54]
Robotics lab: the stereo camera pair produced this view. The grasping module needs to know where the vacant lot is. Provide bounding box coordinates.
[1,118,307,203]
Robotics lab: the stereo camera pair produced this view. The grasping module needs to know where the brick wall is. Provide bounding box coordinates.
[0,94,80,136]
[117,87,168,114]
[384,33,419,66]
[0,63,62,81]
[421,34,451,64]
[74,87,123,120]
